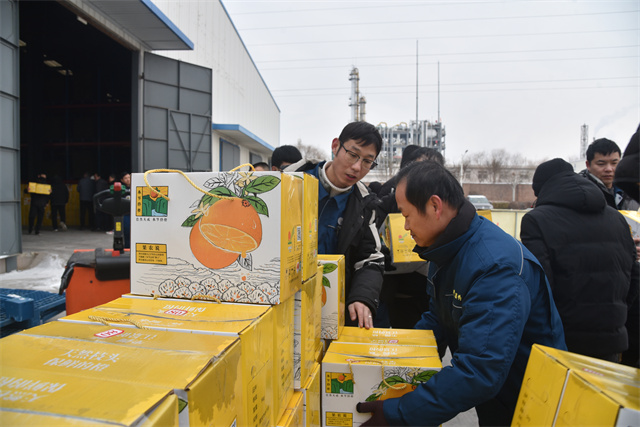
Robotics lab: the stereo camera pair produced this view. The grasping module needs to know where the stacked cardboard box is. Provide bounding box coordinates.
[513,344,640,426]
[321,341,442,427]
[130,171,303,305]
[61,296,274,426]
[318,255,345,340]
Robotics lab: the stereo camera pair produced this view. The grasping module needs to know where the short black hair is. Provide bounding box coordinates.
[252,162,270,170]
[401,147,445,169]
[396,161,465,214]
[586,138,621,162]
[272,145,302,169]
[338,122,383,156]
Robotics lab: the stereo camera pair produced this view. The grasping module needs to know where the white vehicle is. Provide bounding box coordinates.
[467,195,493,210]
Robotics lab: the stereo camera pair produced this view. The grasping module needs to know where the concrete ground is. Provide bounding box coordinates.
[3,227,479,426]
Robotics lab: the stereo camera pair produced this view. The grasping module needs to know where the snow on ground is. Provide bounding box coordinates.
[0,252,67,293]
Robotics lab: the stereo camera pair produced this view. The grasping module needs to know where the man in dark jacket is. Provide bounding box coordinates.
[27,173,50,235]
[287,122,385,329]
[521,158,636,362]
[49,175,69,231]
[615,125,640,368]
[77,171,96,230]
[579,138,640,210]
[357,161,566,426]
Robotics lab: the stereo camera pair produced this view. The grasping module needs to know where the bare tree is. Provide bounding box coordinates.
[296,139,329,161]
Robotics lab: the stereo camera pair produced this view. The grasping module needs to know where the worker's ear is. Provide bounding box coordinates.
[427,195,445,220]
[331,138,340,156]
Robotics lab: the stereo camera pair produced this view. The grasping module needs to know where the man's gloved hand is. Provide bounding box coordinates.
[357,400,389,427]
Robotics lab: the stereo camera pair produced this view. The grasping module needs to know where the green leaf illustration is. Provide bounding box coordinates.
[244,175,280,194]
[412,370,437,384]
[322,276,331,288]
[378,375,406,388]
[323,263,338,274]
[244,195,269,217]
[181,214,198,227]
[365,393,379,402]
[202,187,236,206]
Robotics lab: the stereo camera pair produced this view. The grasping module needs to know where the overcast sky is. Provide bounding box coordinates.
[222,0,639,165]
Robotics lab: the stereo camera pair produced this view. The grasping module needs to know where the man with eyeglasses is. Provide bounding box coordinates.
[286,121,385,329]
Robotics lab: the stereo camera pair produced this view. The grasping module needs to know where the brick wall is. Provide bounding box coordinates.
[463,183,535,208]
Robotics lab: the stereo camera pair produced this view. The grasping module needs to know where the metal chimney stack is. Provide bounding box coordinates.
[349,67,361,122]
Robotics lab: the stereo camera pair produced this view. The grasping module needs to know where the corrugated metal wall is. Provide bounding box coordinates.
[0,0,21,262]
[151,1,280,158]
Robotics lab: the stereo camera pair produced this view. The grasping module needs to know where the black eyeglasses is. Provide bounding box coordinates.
[339,143,378,170]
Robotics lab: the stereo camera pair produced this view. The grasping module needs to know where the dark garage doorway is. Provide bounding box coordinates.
[19,0,132,183]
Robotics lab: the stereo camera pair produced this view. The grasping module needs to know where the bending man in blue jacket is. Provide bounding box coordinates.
[357,161,566,426]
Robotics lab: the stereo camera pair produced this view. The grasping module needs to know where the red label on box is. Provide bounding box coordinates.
[95,329,125,338]
[164,309,188,316]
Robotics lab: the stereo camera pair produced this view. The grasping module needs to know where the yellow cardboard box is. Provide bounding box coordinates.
[277,390,305,427]
[273,295,296,424]
[61,296,274,427]
[318,255,345,340]
[620,210,640,240]
[336,327,437,347]
[512,344,640,427]
[27,182,51,195]
[321,342,442,427]
[379,213,427,274]
[294,272,322,388]
[0,366,178,426]
[485,209,528,241]
[18,321,242,427]
[288,172,319,282]
[301,362,322,427]
[130,171,303,304]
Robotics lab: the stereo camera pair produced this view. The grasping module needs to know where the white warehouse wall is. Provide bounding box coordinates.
[151,0,280,161]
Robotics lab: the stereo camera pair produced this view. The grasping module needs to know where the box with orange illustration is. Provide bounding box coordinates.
[60,296,274,427]
[336,327,437,347]
[318,255,345,340]
[287,172,319,282]
[301,362,321,427]
[130,170,303,304]
[294,269,322,388]
[17,320,242,427]
[321,342,441,427]
[379,213,427,274]
[0,366,179,427]
[512,344,640,427]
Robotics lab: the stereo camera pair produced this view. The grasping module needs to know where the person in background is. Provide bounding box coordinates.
[287,122,385,328]
[272,145,302,171]
[27,173,50,235]
[374,146,445,328]
[77,171,95,230]
[614,124,640,368]
[49,175,69,232]
[252,162,270,171]
[521,158,636,362]
[93,172,109,232]
[120,172,131,248]
[357,161,566,426]
[579,138,640,211]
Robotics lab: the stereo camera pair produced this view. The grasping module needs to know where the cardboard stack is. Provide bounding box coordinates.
[513,344,640,427]
[379,213,426,274]
[321,340,442,427]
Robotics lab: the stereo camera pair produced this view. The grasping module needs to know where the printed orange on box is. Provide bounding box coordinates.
[130,171,303,305]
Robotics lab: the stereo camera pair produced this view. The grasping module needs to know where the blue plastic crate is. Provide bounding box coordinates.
[0,288,66,337]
